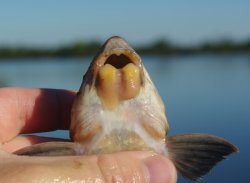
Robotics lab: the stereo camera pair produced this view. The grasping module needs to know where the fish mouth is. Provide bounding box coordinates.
[104,54,136,69]
[93,36,142,69]
[90,36,144,109]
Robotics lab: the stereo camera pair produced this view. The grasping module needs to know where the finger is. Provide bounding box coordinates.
[2,152,177,183]
[2,135,70,153]
[0,87,76,143]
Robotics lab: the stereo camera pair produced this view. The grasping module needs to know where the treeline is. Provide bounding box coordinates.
[0,41,100,58]
[0,39,250,58]
[136,39,250,55]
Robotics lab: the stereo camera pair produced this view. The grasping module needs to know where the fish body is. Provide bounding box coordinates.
[15,36,238,181]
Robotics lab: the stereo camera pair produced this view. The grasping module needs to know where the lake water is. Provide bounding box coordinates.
[0,54,249,183]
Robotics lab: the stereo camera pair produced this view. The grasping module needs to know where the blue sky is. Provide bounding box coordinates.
[0,1,250,46]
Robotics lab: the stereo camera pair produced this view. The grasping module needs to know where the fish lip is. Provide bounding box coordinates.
[83,36,144,88]
[93,36,142,69]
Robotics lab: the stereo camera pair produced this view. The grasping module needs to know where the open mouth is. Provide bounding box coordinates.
[95,36,141,69]
[104,54,133,69]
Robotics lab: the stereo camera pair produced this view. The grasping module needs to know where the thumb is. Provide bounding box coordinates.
[92,151,177,183]
[3,151,177,183]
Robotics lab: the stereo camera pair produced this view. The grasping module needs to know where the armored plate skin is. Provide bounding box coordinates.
[15,36,238,181]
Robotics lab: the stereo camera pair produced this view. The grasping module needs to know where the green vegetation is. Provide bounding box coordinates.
[137,39,250,55]
[0,41,101,58]
[0,39,250,59]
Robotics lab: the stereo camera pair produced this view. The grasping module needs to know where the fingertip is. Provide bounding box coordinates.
[0,88,76,143]
[143,154,177,183]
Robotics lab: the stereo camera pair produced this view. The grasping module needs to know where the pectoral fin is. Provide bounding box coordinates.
[14,142,85,156]
[166,134,238,181]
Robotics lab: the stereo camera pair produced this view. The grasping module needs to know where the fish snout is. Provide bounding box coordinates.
[93,37,144,109]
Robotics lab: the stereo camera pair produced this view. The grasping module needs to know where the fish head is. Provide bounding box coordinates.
[70,36,168,154]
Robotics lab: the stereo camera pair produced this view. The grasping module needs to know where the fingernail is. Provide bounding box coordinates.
[143,155,176,183]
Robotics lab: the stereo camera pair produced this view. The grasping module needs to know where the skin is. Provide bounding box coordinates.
[0,88,177,183]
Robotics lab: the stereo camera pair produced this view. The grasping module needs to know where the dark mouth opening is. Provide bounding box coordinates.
[105,54,132,69]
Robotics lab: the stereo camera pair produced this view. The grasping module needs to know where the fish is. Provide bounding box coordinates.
[14,36,238,181]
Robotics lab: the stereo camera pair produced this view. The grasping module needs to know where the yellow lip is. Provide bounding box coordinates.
[96,63,141,110]
[120,63,141,100]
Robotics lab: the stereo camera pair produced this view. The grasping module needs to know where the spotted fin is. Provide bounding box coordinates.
[166,134,239,181]
[13,142,85,156]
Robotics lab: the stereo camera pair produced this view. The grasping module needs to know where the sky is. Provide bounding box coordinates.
[0,1,250,47]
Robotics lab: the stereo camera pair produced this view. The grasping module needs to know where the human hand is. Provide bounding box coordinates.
[0,88,177,183]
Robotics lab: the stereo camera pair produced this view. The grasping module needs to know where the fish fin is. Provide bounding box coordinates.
[166,133,238,181]
[13,142,85,156]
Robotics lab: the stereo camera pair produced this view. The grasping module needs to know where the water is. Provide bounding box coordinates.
[0,54,249,182]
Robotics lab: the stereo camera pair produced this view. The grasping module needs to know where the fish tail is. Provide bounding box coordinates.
[166,133,238,181]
